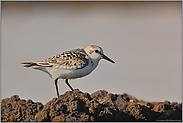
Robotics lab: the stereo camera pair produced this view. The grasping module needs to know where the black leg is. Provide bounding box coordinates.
[54,78,59,98]
[65,79,74,91]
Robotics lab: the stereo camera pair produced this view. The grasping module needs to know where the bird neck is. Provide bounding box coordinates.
[90,58,100,69]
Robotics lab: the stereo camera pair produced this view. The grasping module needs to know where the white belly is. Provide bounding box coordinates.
[44,62,98,79]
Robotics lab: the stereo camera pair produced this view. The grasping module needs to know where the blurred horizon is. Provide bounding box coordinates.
[2,1,182,104]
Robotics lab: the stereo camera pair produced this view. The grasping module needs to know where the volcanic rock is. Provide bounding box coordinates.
[1,90,182,122]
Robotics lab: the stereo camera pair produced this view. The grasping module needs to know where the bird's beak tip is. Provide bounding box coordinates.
[102,54,115,64]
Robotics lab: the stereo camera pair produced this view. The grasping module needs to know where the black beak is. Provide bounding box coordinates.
[102,54,115,63]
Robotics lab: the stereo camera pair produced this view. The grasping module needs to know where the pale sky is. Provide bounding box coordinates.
[2,1,182,104]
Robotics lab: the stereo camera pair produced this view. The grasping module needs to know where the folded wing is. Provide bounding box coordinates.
[21,49,89,70]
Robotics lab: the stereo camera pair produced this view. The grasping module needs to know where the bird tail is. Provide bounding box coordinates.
[21,62,40,68]
[21,61,53,68]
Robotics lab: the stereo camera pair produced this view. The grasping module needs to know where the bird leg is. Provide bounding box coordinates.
[54,78,60,98]
[65,79,74,91]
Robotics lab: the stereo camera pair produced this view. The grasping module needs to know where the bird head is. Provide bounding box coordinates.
[84,45,115,64]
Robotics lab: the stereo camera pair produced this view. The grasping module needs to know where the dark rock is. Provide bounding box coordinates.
[1,90,182,122]
[1,95,43,122]
[92,90,156,121]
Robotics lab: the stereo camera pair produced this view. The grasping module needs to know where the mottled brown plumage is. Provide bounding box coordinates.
[22,49,89,70]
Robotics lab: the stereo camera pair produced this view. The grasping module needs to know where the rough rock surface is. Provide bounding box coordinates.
[1,90,182,122]
[1,95,43,122]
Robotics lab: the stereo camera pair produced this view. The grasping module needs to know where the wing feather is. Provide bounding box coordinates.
[41,49,89,69]
[21,49,89,70]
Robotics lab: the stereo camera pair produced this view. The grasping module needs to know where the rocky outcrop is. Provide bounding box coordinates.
[1,95,43,122]
[1,90,182,122]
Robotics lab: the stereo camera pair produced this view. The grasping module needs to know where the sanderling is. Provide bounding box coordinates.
[21,45,115,98]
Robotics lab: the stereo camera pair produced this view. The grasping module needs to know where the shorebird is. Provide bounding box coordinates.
[21,45,115,98]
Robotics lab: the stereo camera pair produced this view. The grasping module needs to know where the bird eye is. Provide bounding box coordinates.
[95,50,99,53]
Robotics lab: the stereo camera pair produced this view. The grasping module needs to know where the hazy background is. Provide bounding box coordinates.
[2,2,181,104]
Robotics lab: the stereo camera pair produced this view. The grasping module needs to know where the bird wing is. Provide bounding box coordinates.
[22,49,89,70]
